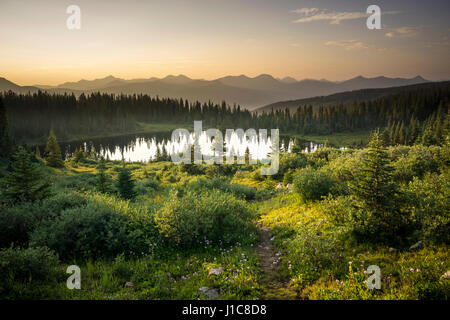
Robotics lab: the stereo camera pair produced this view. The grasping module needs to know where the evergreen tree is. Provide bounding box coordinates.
[96,157,111,193]
[244,147,250,165]
[291,138,301,153]
[0,97,12,158]
[351,131,409,245]
[116,166,136,200]
[381,128,390,146]
[73,147,86,163]
[354,131,396,213]
[45,130,64,167]
[154,145,162,162]
[2,146,51,202]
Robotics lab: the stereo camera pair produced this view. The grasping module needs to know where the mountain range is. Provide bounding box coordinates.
[0,74,429,110]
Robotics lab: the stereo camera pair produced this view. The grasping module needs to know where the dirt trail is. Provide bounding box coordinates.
[256,226,298,300]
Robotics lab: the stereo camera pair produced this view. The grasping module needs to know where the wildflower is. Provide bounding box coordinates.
[416,269,421,273]
[410,268,414,272]
[348,261,352,265]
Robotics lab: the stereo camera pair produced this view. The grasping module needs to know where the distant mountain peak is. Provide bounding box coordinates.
[279,76,298,84]
[254,74,275,80]
[412,75,427,81]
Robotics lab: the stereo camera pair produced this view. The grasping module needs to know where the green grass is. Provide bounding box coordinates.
[283,130,371,147]
[254,191,450,300]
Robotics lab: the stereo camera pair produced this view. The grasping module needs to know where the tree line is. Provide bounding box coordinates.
[1,81,449,145]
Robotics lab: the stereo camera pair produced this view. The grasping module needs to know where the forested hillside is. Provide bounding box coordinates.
[2,81,449,144]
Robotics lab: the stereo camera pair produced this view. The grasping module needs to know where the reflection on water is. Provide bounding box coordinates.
[41,132,323,162]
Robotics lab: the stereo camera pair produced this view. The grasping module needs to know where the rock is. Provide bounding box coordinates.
[124,282,134,288]
[409,241,424,250]
[208,267,223,276]
[440,271,450,281]
[389,247,398,253]
[199,287,219,299]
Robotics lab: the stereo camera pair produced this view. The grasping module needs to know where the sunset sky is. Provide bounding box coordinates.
[1,0,449,86]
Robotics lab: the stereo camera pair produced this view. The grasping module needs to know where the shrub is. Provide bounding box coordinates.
[392,145,440,183]
[285,222,346,283]
[135,178,159,196]
[188,177,256,200]
[0,202,41,248]
[293,167,334,201]
[55,172,98,192]
[30,193,158,260]
[154,190,254,247]
[0,246,62,299]
[406,171,450,244]
[278,153,308,177]
[228,183,256,200]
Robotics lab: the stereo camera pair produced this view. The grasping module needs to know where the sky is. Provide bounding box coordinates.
[1,0,449,86]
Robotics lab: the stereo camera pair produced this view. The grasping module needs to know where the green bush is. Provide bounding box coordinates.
[0,202,40,248]
[30,193,158,260]
[0,191,88,249]
[284,222,346,283]
[135,178,159,196]
[55,172,98,191]
[188,177,256,200]
[278,153,308,177]
[228,183,256,200]
[392,145,440,182]
[154,190,254,247]
[406,171,450,244]
[0,246,62,299]
[293,167,334,201]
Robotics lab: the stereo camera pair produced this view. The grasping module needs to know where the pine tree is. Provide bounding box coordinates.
[0,96,12,158]
[2,146,51,202]
[354,131,396,213]
[351,131,408,245]
[116,166,136,200]
[381,128,390,146]
[73,147,86,163]
[154,145,162,162]
[96,157,111,193]
[291,138,301,153]
[244,147,250,165]
[45,130,64,167]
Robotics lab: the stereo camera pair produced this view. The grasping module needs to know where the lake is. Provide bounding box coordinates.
[39,132,323,162]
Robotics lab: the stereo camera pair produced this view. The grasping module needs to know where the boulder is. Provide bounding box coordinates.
[199,287,219,299]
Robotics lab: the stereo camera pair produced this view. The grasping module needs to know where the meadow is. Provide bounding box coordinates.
[0,131,448,300]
